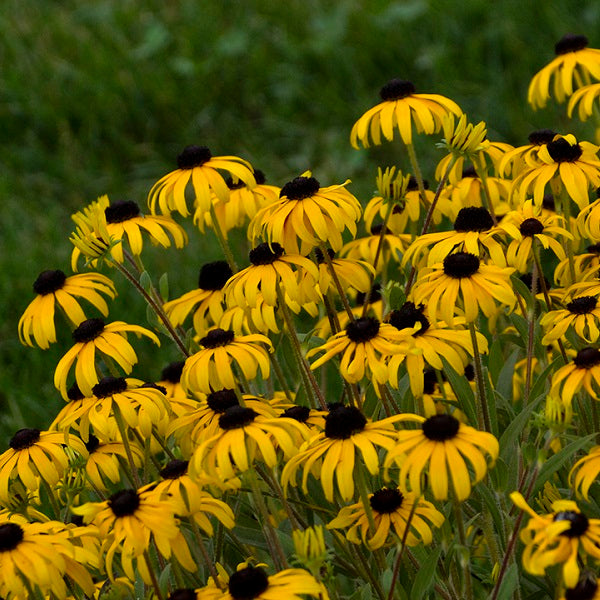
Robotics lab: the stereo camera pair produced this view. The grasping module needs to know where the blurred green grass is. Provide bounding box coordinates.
[1,0,599,444]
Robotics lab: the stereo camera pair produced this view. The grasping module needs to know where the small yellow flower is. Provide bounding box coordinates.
[440,113,489,157]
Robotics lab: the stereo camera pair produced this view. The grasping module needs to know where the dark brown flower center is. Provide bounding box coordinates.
[443,252,480,278]
[462,165,478,178]
[249,242,284,265]
[325,405,367,439]
[85,435,100,453]
[228,566,269,600]
[422,414,460,441]
[423,370,439,395]
[574,347,600,368]
[161,361,185,383]
[369,487,404,514]
[226,177,247,190]
[207,389,239,413]
[160,459,189,479]
[109,489,140,517]
[388,302,430,336]
[565,576,598,600]
[200,328,235,348]
[519,218,545,236]
[219,406,258,430]
[554,511,589,537]
[356,284,382,306]
[72,318,105,343]
[528,129,556,145]
[464,364,475,381]
[407,176,428,191]
[380,79,415,100]
[67,382,85,401]
[198,261,233,290]
[567,296,597,314]
[0,523,24,552]
[555,34,589,55]
[542,194,556,212]
[370,223,393,235]
[104,200,141,224]
[281,405,310,422]
[345,317,380,343]
[93,377,128,398]
[453,207,494,232]
[547,138,583,162]
[168,590,197,600]
[33,269,66,295]
[177,145,212,169]
[314,248,335,264]
[280,176,320,200]
[587,243,600,255]
[9,428,41,450]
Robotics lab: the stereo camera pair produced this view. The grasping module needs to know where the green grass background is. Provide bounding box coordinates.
[1,0,599,445]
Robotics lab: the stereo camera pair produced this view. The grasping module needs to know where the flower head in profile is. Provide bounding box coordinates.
[550,347,600,406]
[350,78,461,147]
[541,296,600,344]
[498,129,557,178]
[560,575,600,600]
[570,445,600,499]
[70,196,115,268]
[148,145,255,217]
[18,269,116,349]
[440,113,489,158]
[528,34,600,109]
[568,83,600,123]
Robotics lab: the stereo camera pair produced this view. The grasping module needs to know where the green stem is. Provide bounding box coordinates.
[319,243,354,322]
[405,142,429,209]
[453,500,473,600]
[473,154,497,224]
[189,518,223,589]
[112,402,141,488]
[524,260,538,406]
[144,550,165,600]
[209,203,239,273]
[468,322,492,433]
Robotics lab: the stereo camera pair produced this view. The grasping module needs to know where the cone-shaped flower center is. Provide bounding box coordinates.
[67,382,85,401]
[528,129,556,145]
[281,405,310,422]
[407,175,427,191]
[207,389,239,413]
[423,370,438,395]
[356,284,382,305]
[104,200,141,224]
[0,523,24,552]
[567,296,597,315]
[443,252,480,278]
[462,165,478,178]
[543,194,556,211]
[587,243,600,254]
[226,177,246,190]
[520,272,551,292]
[85,435,100,453]
[554,510,589,537]
[388,302,430,336]
[453,207,494,232]
[325,405,367,439]
[464,364,475,381]
[177,145,212,169]
[422,414,460,441]
[229,566,269,600]
[253,169,266,185]
[168,590,198,600]
[519,218,545,236]
[547,138,583,162]
[198,261,233,290]
[380,79,415,100]
[314,247,335,264]
[346,317,380,343]
[200,328,235,348]
[93,377,128,398]
[370,223,393,235]
[219,405,258,430]
[555,34,588,55]
[565,577,598,600]
[160,459,189,479]
[249,242,285,265]
[370,487,404,514]
[161,361,185,383]
[574,347,600,368]
[72,318,105,343]
[33,269,66,295]
[109,489,140,517]
[280,176,320,200]
[9,428,41,450]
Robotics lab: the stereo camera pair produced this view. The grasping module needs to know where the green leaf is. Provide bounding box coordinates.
[410,545,441,598]
[159,272,169,301]
[495,347,521,402]
[495,562,518,600]
[441,358,477,426]
[139,270,152,293]
[499,393,544,463]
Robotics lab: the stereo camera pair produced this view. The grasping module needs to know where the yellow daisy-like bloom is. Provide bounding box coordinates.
[511,491,600,588]
[550,347,600,406]
[248,172,362,255]
[410,251,516,327]
[54,318,160,399]
[541,296,600,344]
[384,413,498,502]
[70,196,114,267]
[350,78,461,147]
[577,198,600,240]
[327,486,444,550]
[281,405,409,502]
[555,244,600,288]
[157,360,189,400]
[83,433,140,491]
[340,227,412,272]
[569,82,600,122]
[528,34,600,109]
[570,446,600,499]
[559,575,600,600]
[18,269,116,349]
[499,200,572,273]
[74,486,195,583]
[512,134,600,210]
[308,316,417,385]
[219,292,286,335]
[0,513,99,599]
[498,129,558,178]
[195,564,328,600]
[181,328,272,395]
[190,405,310,480]
[148,145,255,217]
[0,428,87,504]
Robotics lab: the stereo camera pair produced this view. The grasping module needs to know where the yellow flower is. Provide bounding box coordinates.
[70,196,115,267]
[18,270,116,349]
[350,78,461,147]
[340,229,412,272]
[570,446,600,499]
[541,296,600,344]
[559,575,600,600]
[498,129,557,178]
[83,433,140,491]
[568,82,600,122]
[440,113,489,157]
[550,347,600,406]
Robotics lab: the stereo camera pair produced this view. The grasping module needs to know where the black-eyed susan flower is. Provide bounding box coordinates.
[219,291,286,335]
[70,196,115,268]
[83,434,138,490]
[190,405,309,480]
[577,198,600,241]
[570,446,600,499]
[350,78,461,147]
[528,34,600,109]
[181,328,272,394]
[340,226,412,272]
[410,252,516,326]
[281,405,410,502]
[148,145,255,217]
[158,360,188,400]
[551,347,600,406]
[569,82,600,123]
[438,113,490,165]
[0,428,87,504]
[498,129,558,178]
[53,318,160,399]
[511,491,600,588]
[327,486,444,549]
[18,269,116,349]
[307,317,417,385]
[384,413,498,501]
[560,575,600,600]
[512,134,600,210]
[541,296,600,343]
[0,513,99,599]
[248,172,362,255]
